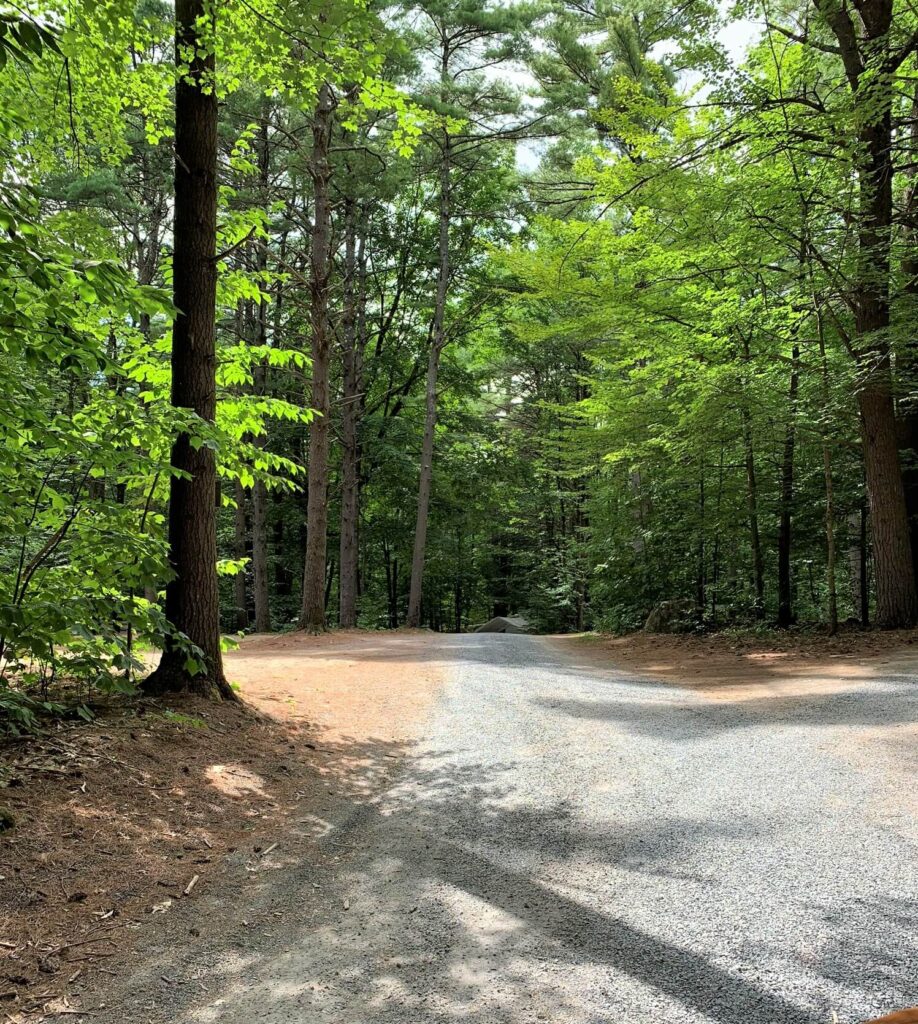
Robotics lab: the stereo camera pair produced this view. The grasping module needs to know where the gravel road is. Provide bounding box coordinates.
[86,634,917,1024]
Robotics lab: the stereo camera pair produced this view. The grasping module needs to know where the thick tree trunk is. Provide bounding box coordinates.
[406,133,451,628]
[299,82,335,631]
[898,73,918,588]
[858,376,916,625]
[776,345,799,628]
[145,0,233,699]
[339,198,362,628]
[856,114,917,626]
[815,0,917,626]
[899,392,918,590]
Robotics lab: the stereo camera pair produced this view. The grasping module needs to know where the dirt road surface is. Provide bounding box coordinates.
[65,633,917,1024]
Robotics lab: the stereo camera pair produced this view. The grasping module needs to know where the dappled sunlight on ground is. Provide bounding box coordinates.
[205,763,269,799]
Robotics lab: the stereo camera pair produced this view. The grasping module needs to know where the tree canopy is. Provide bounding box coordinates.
[2,0,918,722]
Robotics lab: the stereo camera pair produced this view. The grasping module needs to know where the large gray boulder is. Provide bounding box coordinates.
[475,616,531,634]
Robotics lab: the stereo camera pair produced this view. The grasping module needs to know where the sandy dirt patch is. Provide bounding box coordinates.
[557,629,918,701]
[225,629,445,742]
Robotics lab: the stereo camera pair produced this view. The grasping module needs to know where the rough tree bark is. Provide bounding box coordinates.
[339,197,364,628]
[406,130,451,628]
[144,0,233,698]
[857,96,917,621]
[299,82,336,631]
[898,68,918,588]
[814,0,918,627]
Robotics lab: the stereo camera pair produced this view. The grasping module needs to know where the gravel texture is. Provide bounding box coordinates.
[77,634,917,1024]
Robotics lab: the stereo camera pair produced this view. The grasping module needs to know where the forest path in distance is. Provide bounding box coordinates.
[82,634,916,1024]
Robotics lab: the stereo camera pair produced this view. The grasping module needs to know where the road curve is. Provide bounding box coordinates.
[89,634,918,1024]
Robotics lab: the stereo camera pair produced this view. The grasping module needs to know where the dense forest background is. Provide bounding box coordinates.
[2,0,918,715]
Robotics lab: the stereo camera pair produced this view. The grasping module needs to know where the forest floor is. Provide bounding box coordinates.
[0,631,445,1021]
[0,627,915,1023]
[568,626,918,701]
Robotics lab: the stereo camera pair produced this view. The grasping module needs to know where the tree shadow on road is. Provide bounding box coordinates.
[534,679,918,740]
[87,736,916,1024]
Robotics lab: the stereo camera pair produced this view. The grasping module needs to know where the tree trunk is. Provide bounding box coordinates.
[815,0,917,626]
[231,298,249,633]
[858,376,916,625]
[776,345,799,628]
[406,340,444,628]
[325,556,336,612]
[406,132,451,628]
[233,479,249,632]
[847,511,861,618]
[817,317,838,634]
[145,0,233,699]
[383,541,398,629]
[273,518,291,594]
[822,444,838,634]
[251,479,270,630]
[739,332,765,619]
[251,125,273,634]
[741,408,765,618]
[856,99,916,626]
[299,82,335,631]
[859,497,870,626]
[898,70,918,589]
[454,526,462,633]
[695,460,705,616]
[710,447,724,626]
[339,198,362,628]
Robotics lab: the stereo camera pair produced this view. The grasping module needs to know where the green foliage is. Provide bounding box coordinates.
[157,709,207,729]
[2,0,918,733]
